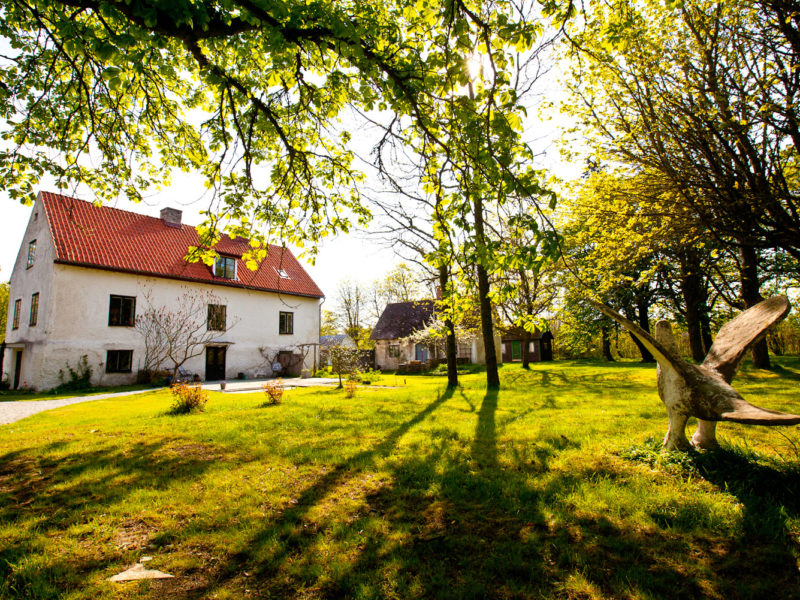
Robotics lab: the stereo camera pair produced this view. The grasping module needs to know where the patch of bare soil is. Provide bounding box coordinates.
[113,519,156,551]
[156,440,222,462]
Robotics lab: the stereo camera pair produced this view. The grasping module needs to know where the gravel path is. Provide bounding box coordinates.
[0,389,159,425]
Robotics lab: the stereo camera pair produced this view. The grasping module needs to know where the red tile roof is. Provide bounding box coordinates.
[40,191,324,298]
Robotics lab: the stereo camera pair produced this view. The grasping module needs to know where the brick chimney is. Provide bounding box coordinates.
[160,207,182,227]
[435,286,442,300]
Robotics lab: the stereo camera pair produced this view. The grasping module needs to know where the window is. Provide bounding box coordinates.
[276,268,290,279]
[29,293,39,327]
[388,344,401,358]
[207,304,227,331]
[12,299,21,330]
[214,256,237,279]
[108,295,136,326]
[26,240,36,269]
[279,311,294,335]
[457,342,472,359]
[106,350,133,373]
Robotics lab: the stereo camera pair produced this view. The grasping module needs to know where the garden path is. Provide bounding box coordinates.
[0,389,158,425]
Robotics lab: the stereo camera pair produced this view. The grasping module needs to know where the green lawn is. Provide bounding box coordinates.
[0,384,158,403]
[1,359,799,599]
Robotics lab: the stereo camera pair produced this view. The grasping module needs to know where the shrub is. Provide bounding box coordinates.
[424,362,472,377]
[169,382,208,414]
[262,379,284,405]
[344,378,357,399]
[53,355,93,393]
[357,369,379,385]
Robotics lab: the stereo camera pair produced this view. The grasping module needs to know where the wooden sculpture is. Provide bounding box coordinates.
[589,296,800,450]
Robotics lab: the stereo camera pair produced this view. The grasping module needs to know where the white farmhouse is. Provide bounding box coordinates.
[2,192,324,390]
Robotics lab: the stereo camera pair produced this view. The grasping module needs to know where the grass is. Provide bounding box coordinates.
[1,358,799,599]
[0,384,158,403]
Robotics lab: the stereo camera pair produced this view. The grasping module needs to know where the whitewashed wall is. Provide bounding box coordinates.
[6,260,320,389]
[374,339,416,370]
[3,198,58,389]
[373,334,501,371]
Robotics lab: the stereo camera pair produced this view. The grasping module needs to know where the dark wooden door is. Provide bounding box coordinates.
[13,350,22,389]
[205,346,226,380]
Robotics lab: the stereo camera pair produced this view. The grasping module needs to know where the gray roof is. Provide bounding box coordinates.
[370,300,436,340]
[320,334,355,347]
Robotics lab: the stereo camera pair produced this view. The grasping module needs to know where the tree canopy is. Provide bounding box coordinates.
[0,0,548,261]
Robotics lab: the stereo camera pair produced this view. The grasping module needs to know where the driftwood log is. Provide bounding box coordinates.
[589,297,800,451]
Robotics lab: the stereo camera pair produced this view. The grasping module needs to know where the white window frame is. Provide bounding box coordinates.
[213,256,238,280]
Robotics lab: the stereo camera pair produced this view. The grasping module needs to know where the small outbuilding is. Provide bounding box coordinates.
[500,329,554,363]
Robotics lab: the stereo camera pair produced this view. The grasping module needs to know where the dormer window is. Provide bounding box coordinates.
[276,268,290,279]
[214,256,237,279]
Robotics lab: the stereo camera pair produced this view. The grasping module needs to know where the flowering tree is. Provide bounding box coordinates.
[401,319,475,360]
[328,344,361,389]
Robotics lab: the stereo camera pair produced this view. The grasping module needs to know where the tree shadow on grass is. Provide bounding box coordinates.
[619,441,800,598]
[0,437,223,599]
[503,365,657,401]
[770,363,800,383]
[176,387,795,600]
[10,381,800,599]
[241,431,720,599]
[472,388,498,470]
[689,446,800,538]
[204,387,458,576]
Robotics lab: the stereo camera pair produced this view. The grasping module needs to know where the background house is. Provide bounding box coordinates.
[370,300,500,370]
[2,192,324,390]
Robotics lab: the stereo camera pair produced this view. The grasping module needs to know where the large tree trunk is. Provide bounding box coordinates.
[477,263,500,388]
[635,295,655,363]
[472,193,500,389]
[739,244,771,368]
[521,329,531,369]
[601,322,615,361]
[438,264,458,388]
[680,249,711,362]
[699,309,713,355]
[518,268,533,370]
[624,294,655,363]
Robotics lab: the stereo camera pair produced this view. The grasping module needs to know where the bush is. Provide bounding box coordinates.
[344,379,357,399]
[169,382,208,414]
[262,379,284,405]
[357,369,379,385]
[425,362,473,376]
[53,355,93,393]
[313,366,334,377]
